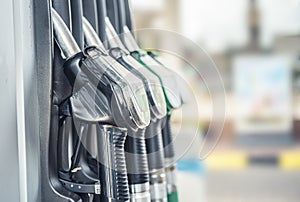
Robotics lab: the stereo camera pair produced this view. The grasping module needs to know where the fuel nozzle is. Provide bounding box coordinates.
[105,17,173,202]
[94,125,129,202]
[119,21,185,202]
[84,14,155,202]
[53,8,150,131]
[52,8,152,202]
[104,17,166,120]
[145,49,184,202]
[104,17,177,202]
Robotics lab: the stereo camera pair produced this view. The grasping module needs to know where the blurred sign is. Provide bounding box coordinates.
[233,54,292,135]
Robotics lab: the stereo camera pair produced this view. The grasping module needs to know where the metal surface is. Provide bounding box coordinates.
[60,179,101,194]
[165,166,177,194]
[129,183,150,193]
[129,183,151,202]
[149,169,168,202]
[14,0,40,200]
[149,183,168,202]
[51,8,81,59]
[0,1,21,201]
[0,0,41,201]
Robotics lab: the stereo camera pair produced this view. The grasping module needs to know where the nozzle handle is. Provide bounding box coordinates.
[96,125,130,201]
[125,129,150,185]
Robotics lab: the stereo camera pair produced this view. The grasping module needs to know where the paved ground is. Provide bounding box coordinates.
[178,166,300,202]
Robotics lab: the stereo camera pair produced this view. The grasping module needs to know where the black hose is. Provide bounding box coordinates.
[162,115,175,159]
[95,0,107,43]
[125,129,150,185]
[82,0,99,34]
[105,0,120,33]
[70,0,84,49]
[145,120,165,171]
[123,0,133,31]
[116,0,126,34]
[52,0,71,28]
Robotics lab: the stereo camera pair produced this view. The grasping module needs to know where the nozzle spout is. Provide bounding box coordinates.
[51,8,81,59]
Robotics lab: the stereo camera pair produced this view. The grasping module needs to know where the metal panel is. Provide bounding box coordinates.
[0,1,21,202]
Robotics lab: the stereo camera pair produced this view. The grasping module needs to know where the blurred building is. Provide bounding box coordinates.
[130,0,300,201]
[131,0,300,146]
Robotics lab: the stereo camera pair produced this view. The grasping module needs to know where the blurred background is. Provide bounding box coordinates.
[130,0,300,201]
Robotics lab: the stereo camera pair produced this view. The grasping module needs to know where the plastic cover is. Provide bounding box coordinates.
[82,47,150,129]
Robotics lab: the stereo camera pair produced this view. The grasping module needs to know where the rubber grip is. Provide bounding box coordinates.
[97,125,130,201]
[145,120,165,170]
[125,129,150,185]
[162,115,175,159]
